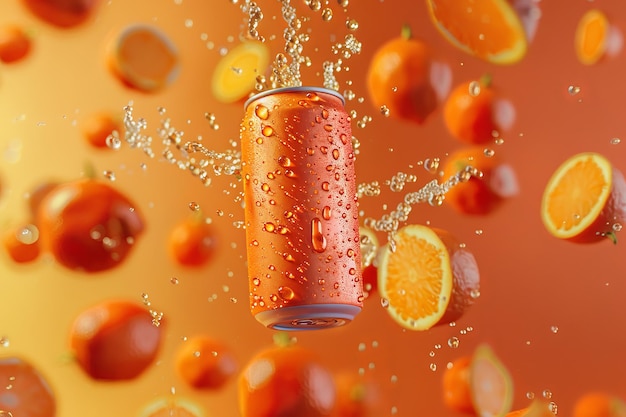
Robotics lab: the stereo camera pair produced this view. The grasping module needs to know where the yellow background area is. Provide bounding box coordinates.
[1,0,625,416]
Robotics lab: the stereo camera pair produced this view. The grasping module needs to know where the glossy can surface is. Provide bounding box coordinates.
[241,87,363,330]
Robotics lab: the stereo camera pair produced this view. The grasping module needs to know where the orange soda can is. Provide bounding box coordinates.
[241,87,364,330]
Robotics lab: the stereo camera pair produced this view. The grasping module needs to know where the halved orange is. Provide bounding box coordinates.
[377,224,480,330]
[574,9,622,65]
[211,41,270,104]
[426,0,528,64]
[138,397,205,417]
[107,24,179,92]
[541,152,626,243]
[469,344,514,417]
[506,399,557,417]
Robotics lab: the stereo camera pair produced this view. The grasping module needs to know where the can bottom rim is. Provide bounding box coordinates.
[254,304,361,331]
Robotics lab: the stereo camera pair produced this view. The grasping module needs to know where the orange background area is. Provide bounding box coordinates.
[1,0,626,416]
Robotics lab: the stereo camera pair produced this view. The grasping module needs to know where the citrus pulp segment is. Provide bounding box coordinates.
[426,0,528,64]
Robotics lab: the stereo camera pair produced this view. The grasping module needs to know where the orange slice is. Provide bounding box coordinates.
[469,344,514,417]
[139,397,205,417]
[426,0,528,64]
[211,41,270,104]
[506,399,558,417]
[575,9,611,65]
[107,24,179,92]
[541,152,626,243]
[377,224,480,330]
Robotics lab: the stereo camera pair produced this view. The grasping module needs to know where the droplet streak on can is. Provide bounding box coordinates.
[241,87,363,330]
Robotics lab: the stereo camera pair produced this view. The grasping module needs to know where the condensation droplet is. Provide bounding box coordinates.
[610,137,621,145]
[311,218,327,253]
[429,363,437,371]
[447,337,460,348]
[543,389,553,399]
[550,325,559,334]
[380,297,390,308]
[278,286,295,301]
[188,202,200,211]
[16,224,39,245]
[469,80,481,96]
[170,277,179,285]
[0,336,9,348]
[568,85,581,95]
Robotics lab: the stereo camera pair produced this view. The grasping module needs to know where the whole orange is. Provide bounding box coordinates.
[36,178,145,272]
[366,25,446,125]
[444,77,514,145]
[175,335,238,390]
[442,147,518,215]
[69,299,164,380]
[442,356,473,414]
[238,342,336,417]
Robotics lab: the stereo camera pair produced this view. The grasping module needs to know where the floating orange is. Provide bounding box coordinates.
[175,335,238,390]
[211,41,270,104]
[442,147,519,215]
[469,344,514,417]
[575,10,622,65]
[377,224,480,330]
[238,340,336,417]
[69,299,164,380]
[541,152,626,243]
[139,397,206,417]
[366,24,449,125]
[81,111,121,149]
[442,356,474,414]
[443,77,516,145]
[0,356,56,416]
[0,24,32,64]
[107,24,179,92]
[426,0,529,64]
[572,392,626,417]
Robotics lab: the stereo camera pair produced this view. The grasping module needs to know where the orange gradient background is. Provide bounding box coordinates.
[1,1,625,416]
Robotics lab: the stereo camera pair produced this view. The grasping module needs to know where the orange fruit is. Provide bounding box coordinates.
[506,400,557,417]
[541,152,626,243]
[3,223,41,264]
[0,356,56,417]
[27,180,60,219]
[366,24,450,125]
[175,335,238,390]
[377,224,480,330]
[359,226,379,296]
[469,344,514,417]
[0,24,32,64]
[36,178,145,272]
[238,340,336,417]
[443,77,516,145]
[168,213,218,267]
[575,10,622,66]
[21,0,99,28]
[426,0,529,64]
[211,41,270,104]
[442,147,519,215]
[572,392,626,417]
[138,397,206,417]
[331,370,380,417]
[107,24,179,92]
[443,346,514,417]
[442,356,474,414]
[81,111,121,149]
[69,299,164,380]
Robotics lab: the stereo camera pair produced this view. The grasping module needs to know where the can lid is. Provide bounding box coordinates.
[244,86,345,109]
[254,303,360,331]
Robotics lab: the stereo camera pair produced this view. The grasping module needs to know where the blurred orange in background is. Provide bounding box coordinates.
[1,0,626,416]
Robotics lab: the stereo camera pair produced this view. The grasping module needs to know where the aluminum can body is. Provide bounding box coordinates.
[241,87,363,330]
